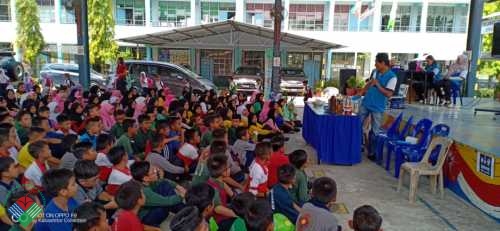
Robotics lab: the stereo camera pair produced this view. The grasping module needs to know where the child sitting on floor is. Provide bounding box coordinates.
[206,154,237,226]
[288,149,310,205]
[349,205,383,231]
[177,129,201,174]
[269,164,300,224]
[232,127,256,171]
[35,169,79,231]
[248,142,272,198]
[106,146,132,196]
[23,141,51,192]
[169,206,209,231]
[185,183,216,228]
[73,202,109,231]
[296,177,339,231]
[73,160,114,208]
[268,135,289,187]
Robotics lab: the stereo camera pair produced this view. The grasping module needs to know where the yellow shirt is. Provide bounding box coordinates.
[18,143,34,169]
[0,205,5,217]
[249,123,272,136]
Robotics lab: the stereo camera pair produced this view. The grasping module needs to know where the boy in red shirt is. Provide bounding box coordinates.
[112,180,160,231]
[267,135,289,187]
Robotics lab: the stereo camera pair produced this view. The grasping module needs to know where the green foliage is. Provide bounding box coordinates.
[117,48,134,60]
[88,0,118,71]
[478,2,500,82]
[475,88,495,98]
[346,76,357,88]
[315,78,339,91]
[356,78,366,88]
[15,0,45,65]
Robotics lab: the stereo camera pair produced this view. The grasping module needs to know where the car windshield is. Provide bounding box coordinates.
[236,67,260,75]
[174,64,202,79]
[282,69,305,77]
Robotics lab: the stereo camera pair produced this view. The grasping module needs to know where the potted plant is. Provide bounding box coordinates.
[346,76,357,96]
[356,78,366,92]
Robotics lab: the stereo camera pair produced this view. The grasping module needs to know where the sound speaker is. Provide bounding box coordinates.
[339,69,356,95]
[492,22,500,57]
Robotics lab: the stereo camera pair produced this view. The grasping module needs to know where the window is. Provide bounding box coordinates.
[289,3,325,31]
[331,52,355,79]
[158,49,190,66]
[0,0,10,21]
[381,3,421,32]
[427,4,468,33]
[242,51,265,69]
[200,50,233,76]
[155,1,190,27]
[334,3,373,32]
[287,52,322,69]
[356,53,371,78]
[60,1,75,24]
[119,46,146,60]
[37,0,55,23]
[391,53,418,68]
[201,1,235,24]
[288,4,325,31]
[116,0,145,26]
[245,2,273,28]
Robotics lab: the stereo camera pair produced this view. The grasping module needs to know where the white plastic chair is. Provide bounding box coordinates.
[397,136,453,203]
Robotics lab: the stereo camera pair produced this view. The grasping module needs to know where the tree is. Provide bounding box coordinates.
[478,2,500,82]
[15,0,45,65]
[88,0,118,72]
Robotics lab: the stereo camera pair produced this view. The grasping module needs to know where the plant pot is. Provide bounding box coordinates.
[346,88,357,96]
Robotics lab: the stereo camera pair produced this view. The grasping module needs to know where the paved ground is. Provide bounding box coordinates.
[282,106,500,231]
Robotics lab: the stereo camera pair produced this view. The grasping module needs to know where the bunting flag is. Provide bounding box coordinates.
[387,0,398,31]
[351,0,376,21]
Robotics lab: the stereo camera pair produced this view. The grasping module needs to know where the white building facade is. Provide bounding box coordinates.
[0,0,470,79]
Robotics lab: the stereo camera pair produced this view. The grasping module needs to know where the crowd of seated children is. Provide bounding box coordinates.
[0,74,384,231]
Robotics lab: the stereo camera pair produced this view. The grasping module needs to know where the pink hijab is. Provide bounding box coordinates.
[259,100,271,123]
[100,102,115,131]
[133,102,146,120]
[250,90,260,103]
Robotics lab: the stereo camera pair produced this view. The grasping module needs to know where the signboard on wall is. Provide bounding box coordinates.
[477,152,495,178]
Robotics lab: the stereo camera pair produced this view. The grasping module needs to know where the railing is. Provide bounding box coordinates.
[115,18,146,26]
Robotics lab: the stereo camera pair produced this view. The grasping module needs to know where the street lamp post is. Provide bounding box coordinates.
[64,0,90,90]
[271,0,283,95]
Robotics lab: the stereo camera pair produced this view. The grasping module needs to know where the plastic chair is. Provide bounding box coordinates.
[397,137,453,203]
[385,117,430,171]
[450,79,463,106]
[373,113,404,165]
[428,124,450,164]
[393,123,450,178]
[379,116,414,167]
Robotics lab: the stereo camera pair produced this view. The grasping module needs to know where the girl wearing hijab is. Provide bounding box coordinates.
[446,54,468,105]
[100,102,116,132]
[6,89,19,112]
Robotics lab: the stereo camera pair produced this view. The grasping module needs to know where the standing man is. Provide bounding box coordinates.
[115,57,128,95]
[358,53,397,160]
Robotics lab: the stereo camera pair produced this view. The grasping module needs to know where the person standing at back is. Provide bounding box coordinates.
[357,53,397,160]
[116,57,128,95]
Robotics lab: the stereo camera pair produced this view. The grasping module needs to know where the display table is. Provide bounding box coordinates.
[302,103,362,165]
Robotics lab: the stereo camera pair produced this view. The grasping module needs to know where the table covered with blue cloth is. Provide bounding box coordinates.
[302,103,362,165]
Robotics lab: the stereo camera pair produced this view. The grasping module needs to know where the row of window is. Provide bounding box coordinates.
[0,1,469,33]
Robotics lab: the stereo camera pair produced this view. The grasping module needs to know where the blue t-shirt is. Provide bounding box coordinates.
[269,184,299,223]
[35,198,78,231]
[167,130,181,154]
[425,63,441,82]
[362,70,396,113]
[79,133,97,149]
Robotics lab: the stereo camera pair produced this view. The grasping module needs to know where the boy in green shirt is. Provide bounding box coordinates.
[115,119,138,159]
[135,114,154,154]
[200,113,223,148]
[288,149,310,205]
[131,161,187,227]
[110,110,126,139]
[206,154,237,225]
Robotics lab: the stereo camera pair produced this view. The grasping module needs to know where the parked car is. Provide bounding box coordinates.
[232,66,263,93]
[280,67,306,95]
[120,60,216,96]
[40,63,108,88]
[0,51,24,82]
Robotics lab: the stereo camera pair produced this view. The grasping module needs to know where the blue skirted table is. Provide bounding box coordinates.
[302,103,362,165]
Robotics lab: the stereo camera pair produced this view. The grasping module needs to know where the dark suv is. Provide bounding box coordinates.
[122,60,216,95]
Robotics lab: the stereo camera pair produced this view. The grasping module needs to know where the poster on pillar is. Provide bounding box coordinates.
[264,48,273,99]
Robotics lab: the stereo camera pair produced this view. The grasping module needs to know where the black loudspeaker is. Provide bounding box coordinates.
[339,69,356,95]
[492,22,500,57]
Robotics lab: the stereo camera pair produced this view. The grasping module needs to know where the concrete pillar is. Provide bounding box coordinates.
[409,3,419,32]
[280,50,287,68]
[146,46,152,61]
[420,0,428,33]
[56,44,63,63]
[190,48,196,72]
[151,0,159,26]
[145,0,151,27]
[466,0,484,97]
[283,0,290,31]
[235,0,244,22]
[372,0,382,32]
[325,49,333,79]
[328,0,335,31]
[55,0,61,24]
[233,48,242,71]
[152,47,158,61]
[191,0,200,26]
